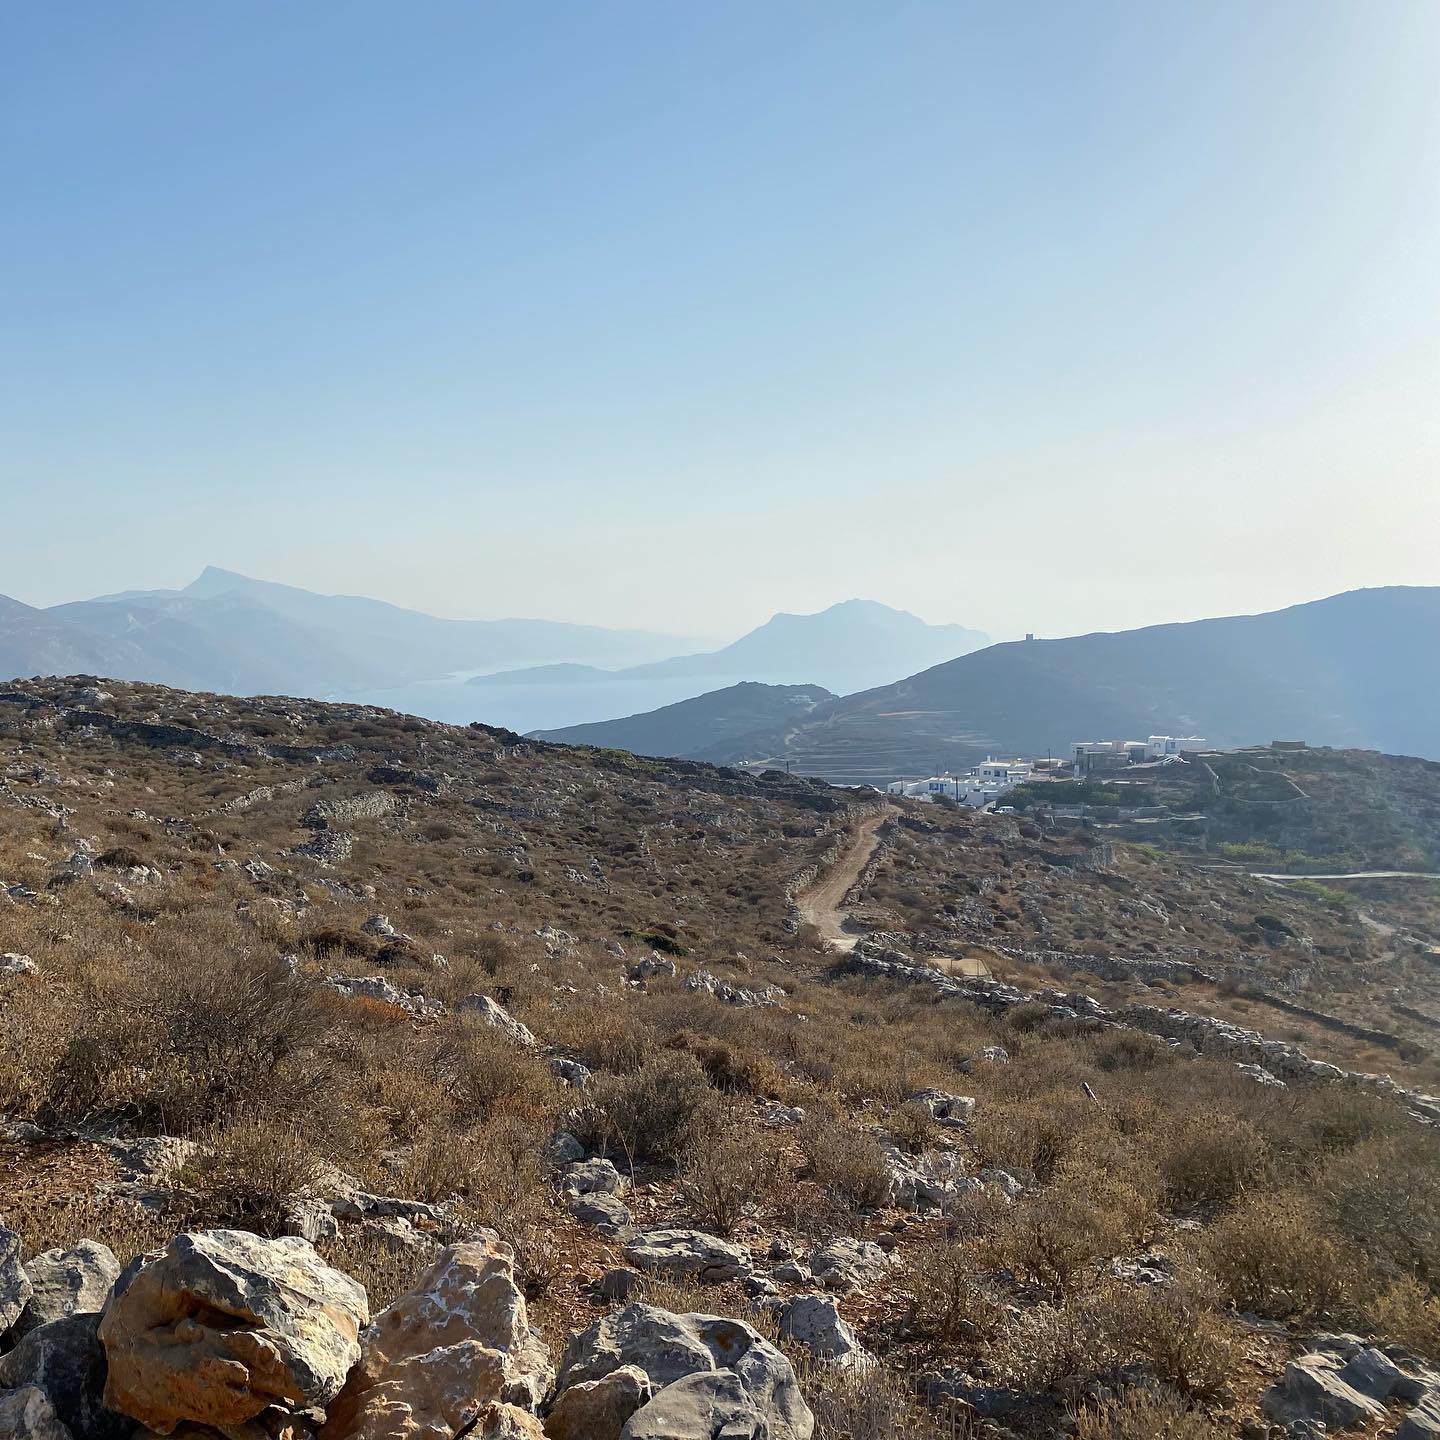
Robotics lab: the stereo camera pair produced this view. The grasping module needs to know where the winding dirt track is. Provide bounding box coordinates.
[796,810,889,951]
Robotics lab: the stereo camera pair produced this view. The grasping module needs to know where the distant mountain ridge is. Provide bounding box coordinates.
[0,567,697,698]
[540,588,1440,783]
[474,598,989,696]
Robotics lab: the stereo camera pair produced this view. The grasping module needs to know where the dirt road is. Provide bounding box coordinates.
[796,810,889,951]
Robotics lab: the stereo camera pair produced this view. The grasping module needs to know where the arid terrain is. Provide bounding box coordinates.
[3,676,1440,1440]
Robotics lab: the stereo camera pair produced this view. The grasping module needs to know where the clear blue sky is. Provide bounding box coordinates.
[3,1,1436,641]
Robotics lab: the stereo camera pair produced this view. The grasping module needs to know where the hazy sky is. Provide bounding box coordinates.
[3,1,1437,643]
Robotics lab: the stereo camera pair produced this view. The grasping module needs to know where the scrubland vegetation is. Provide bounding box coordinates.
[3,678,1440,1438]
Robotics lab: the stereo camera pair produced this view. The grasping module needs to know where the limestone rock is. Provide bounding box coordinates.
[620,1371,762,1440]
[623,1231,748,1285]
[0,1313,130,1440]
[1400,1394,1440,1440]
[473,1403,547,1438]
[548,1057,591,1089]
[0,1386,73,1440]
[1262,1353,1387,1430]
[545,1133,585,1168]
[545,1364,653,1440]
[562,1159,628,1197]
[2,1223,36,1335]
[98,1229,368,1433]
[569,1194,634,1238]
[627,955,676,983]
[1337,1346,1403,1401]
[554,1306,812,1440]
[774,1294,871,1370]
[808,1238,891,1294]
[15,1240,121,1338]
[907,1089,976,1126]
[319,1238,552,1440]
[456,994,536,1048]
[595,1269,646,1303]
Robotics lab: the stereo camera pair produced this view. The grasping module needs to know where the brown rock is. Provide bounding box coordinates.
[98,1230,368,1434]
[474,1405,546,1439]
[320,1239,553,1440]
[544,1365,652,1440]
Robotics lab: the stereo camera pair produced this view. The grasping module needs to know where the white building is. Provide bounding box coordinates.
[1145,735,1206,760]
[974,757,1033,785]
[887,758,1033,808]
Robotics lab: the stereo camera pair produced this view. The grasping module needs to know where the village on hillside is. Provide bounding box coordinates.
[885,735,1209,810]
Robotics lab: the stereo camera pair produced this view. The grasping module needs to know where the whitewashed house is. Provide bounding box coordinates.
[887,758,1033,808]
[1145,735,1206,759]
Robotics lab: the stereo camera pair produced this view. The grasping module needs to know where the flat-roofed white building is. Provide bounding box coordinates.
[1145,735,1206,759]
[887,758,1033,807]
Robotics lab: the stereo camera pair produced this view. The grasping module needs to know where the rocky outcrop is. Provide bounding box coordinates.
[808,1238,892,1294]
[561,1159,628,1198]
[14,1242,121,1339]
[97,1230,368,1434]
[773,1294,871,1370]
[569,1194,635,1238]
[1,1224,35,1334]
[682,971,784,1008]
[319,1238,552,1440]
[552,1305,812,1440]
[1262,1353,1388,1430]
[456,994,537,1048]
[0,1386,72,1440]
[622,1231,749,1285]
[325,974,445,1020]
[543,1364,653,1440]
[906,1089,975,1126]
[841,946,1440,1121]
[0,1312,130,1440]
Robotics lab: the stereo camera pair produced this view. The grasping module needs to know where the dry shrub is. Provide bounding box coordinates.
[667,1032,786,1098]
[904,1239,1007,1350]
[1089,1277,1237,1398]
[179,1112,324,1236]
[431,1017,559,1125]
[797,1115,892,1214]
[318,1229,432,1311]
[0,975,72,1118]
[574,1051,724,1164]
[554,1005,655,1075]
[985,1172,1141,1301]
[1318,1136,1440,1283]
[1371,1277,1440,1363]
[800,1357,975,1439]
[49,933,334,1136]
[997,1292,1112,1390]
[678,1126,775,1236]
[888,1100,942,1156]
[1200,1192,1364,1319]
[1091,1029,1175,1073]
[1074,1387,1225,1440]
[5,1191,172,1269]
[1158,1112,1269,1207]
[296,924,375,961]
[971,1094,1104,1185]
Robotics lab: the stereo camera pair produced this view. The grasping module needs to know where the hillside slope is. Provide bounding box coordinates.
[532,681,833,758]
[706,587,1440,783]
[4,677,1440,1440]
